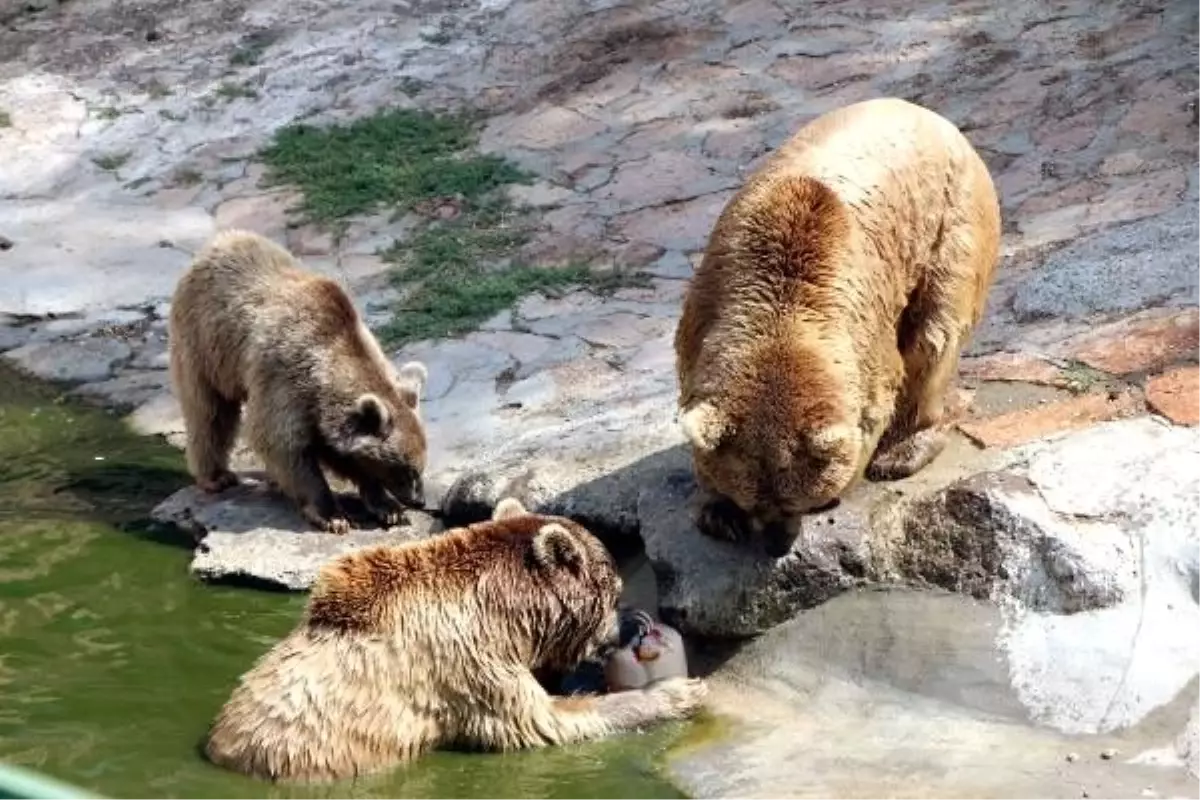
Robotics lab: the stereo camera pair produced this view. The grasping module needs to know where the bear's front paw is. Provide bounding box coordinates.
[648,676,708,719]
[362,493,408,529]
[197,470,238,494]
[300,502,351,535]
[866,428,947,481]
[696,497,751,544]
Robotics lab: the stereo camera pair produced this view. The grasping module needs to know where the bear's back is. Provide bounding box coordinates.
[171,229,385,396]
[744,99,994,266]
[204,626,443,781]
[175,230,346,336]
[686,97,997,332]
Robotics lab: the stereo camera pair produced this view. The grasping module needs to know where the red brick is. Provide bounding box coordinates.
[1056,308,1199,375]
[959,352,1067,387]
[1145,366,1199,426]
[957,390,1144,449]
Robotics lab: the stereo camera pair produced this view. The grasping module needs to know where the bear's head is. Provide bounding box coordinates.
[489,498,624,672]
[339,360,429,508]
[679,337,863,556]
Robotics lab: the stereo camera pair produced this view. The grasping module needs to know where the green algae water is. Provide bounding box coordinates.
[0,364,684,799]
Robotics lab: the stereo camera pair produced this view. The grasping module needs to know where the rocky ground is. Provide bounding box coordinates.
[1,0,1197,795]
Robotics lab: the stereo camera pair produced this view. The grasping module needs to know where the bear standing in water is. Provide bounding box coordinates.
[675,98,1001,556]
[203,498,707,782]
[169,230,428,533]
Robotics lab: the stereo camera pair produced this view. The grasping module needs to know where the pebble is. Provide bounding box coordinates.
[1099,748,1119,760]
[1065,752,1079,762]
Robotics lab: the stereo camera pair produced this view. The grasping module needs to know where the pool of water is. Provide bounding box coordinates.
[0,364,685,799]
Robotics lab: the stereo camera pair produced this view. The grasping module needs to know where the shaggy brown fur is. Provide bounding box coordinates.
[169,230,428,533]
[204,498,708,783]
[675,97,1001,556]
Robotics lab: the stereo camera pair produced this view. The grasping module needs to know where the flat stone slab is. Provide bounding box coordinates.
[639,416,1199,648]
[1011,204,1200,321]
[151,474,442,590]
[0,199,214,317]
[5,337,132,384]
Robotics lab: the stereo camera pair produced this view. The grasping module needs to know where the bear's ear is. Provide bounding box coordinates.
[353,393,391,437]
[808,422,858,457]
[679,400,730,452]
[531,522,586,574]
[396,361,428,410]
[492,497,528,521]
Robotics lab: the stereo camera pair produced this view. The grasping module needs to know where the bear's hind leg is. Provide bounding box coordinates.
[869,195,997,481]
[866,299,962,482]
[171,350,240,493]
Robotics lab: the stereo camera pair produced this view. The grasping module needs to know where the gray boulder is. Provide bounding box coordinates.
[665,417,1200,798]
[667,588,1199,799]
[641,417,1197,641]
[636,446,877,638]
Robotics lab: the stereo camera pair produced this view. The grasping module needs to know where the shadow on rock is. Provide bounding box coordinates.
[442,417,1200,649]
[57,458,194,548]
[443,442,903,639]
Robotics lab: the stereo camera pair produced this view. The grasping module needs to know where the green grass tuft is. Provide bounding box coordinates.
[0,109,11,128]
[229,30,279,67]
[1060,360,1112,395]
[258,109,531,225]
[378,197,650,344]
[214,81,259,102]
[259,107,647,344]
[92,151,131,171]
[380,263,603,344]
[144,78,173,99]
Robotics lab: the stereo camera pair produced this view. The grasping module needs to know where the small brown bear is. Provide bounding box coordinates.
[675,97,1001,556]
[169,230,428,533]
[203,498,708,783]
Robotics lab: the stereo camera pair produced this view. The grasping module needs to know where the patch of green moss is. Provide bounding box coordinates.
[259,108,648,345]
[213,81,258,102]
[91,151,131,171]
[258,109,529,225]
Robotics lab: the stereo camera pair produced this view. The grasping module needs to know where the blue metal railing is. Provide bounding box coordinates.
[0,764,99,800]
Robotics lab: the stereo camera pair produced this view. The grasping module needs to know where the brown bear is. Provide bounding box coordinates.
[203,497,708,782]
[169,229,428,534]
[675,97,1001,557]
